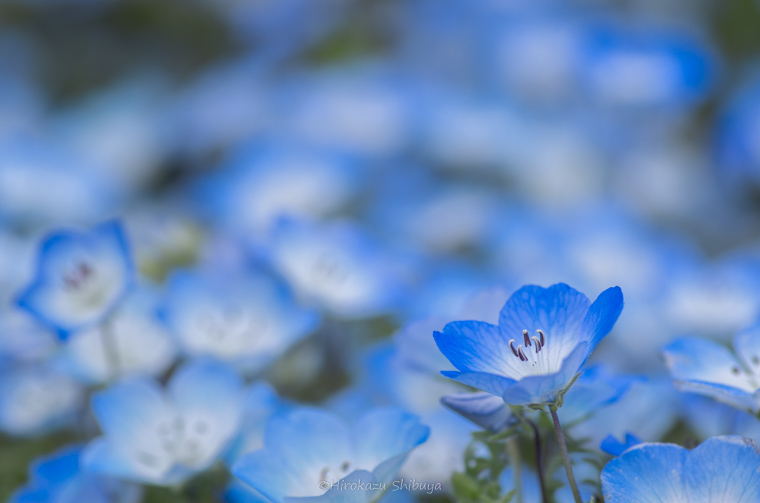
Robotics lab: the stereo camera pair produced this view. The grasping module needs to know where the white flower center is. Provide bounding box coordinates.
[508,329,552,375]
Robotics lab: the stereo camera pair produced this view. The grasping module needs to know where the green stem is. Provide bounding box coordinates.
[526,419,549,503]
[101,316,121,381]
[506,436,523,503]
[550,409,582,503]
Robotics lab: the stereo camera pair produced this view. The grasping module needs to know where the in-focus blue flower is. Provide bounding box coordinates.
[83,359,244,485]
[161,268,318,373]
[663,325,760,413]
[17,220,134,338]
[10,445,142,503]
[434,283,623,408]
[601,436,760,502]
[232,407,429,502]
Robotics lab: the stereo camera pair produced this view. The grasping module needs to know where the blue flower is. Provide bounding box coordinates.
[56,287,177,384]
[9,445,142,503]
[0,365,84,437]
[82,359,244,485]
[232,407,429,502]
[161,268,318,373]
[266,218,410,319]
[601,436,760,502]
[17,220,134,338]
[662,325,760,413]
[434,283,623,408]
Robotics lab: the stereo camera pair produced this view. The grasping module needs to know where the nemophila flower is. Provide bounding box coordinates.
[0,365,84,437]
[434,283,623,408]
[601,436,760,502]
[232,407,429,502]
[197,141,359,238]
[17,220,134,338]
[56,288,177,384]
[161,269,318,373]
[266,218,410,319]
[9,445,142,503]
[327,342,475,490]
[83,359,244,485]
[663,325,760,413]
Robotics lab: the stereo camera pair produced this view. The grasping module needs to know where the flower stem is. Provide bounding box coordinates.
[526,419,549,503]
[550,409,582,503]
[101,316,121,381]
[506,436,523,503]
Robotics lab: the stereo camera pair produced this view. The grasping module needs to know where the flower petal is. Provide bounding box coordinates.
[734,324,760,376]
[501,343,588,406]
[441,392,516,433]
[601,442,688,502]
[673,379,759,413]
[581,286,624,353]
[433,322,516,375]
[663,337,755,393]
[498,283,590,349]
[440,370,516,396]
[684,436,760,502]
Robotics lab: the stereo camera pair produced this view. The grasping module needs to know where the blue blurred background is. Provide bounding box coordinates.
[3,0,760,501]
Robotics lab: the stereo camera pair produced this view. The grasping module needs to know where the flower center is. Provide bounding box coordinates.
[507,329,554,375]
[62,262,94,291]
[154,417,211,468]
[319,460,354,485]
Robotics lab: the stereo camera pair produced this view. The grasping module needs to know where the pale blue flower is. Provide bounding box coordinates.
[161,268,318,373]
[663,325,760,413]
[17,220,134,338]
[83,359,244,485]
[434,283,623,407]
[601,436,760,502]
[232,407,429,502]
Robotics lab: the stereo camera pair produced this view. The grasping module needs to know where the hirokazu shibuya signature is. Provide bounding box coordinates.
[319,478,443,495]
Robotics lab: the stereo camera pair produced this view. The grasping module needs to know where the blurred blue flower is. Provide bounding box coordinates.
[0,365,84,437]
[10,445,142,503]
[17,220,134,338]
[197,141,360,238]
[161,268,318,373]
[266,218,411,319]
[83,359,244,485]
[663,325,760,413]
[434,283,623,408]
[56,287,177,384]
[601,436,760,502]
[232,407,429,502]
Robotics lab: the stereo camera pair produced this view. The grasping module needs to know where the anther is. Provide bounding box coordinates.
[509,339,519,358]
[532,336,541,353]
[732,366,741,375]
[517,346,528,362]
[523,330,531,347]
[753,356,760,366]
[536,329,545,346]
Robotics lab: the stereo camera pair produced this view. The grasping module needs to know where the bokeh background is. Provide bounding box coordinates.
[3,0,760,501]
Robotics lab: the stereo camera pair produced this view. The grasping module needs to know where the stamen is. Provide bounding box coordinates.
[536,329,545,346]
[523,329,531,347]
[753,356,759,366]
[732,366,741,375]
[509,339,519,357]
[532,336,541,353]
[517,346,528,361]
